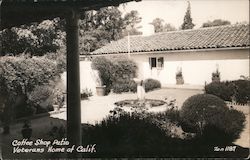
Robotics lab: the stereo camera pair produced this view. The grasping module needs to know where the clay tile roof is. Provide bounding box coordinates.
[92,24,250,55]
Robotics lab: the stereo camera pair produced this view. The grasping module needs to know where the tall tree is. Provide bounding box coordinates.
[123,10,142,36]
[79,7,142,55]
[181,1,195,30]
[163,23,177,32]
[0,18,65,56]
[150,18,164,33]
[201,19,231,28]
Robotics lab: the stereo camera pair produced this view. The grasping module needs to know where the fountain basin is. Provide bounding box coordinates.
[114,99,166,108]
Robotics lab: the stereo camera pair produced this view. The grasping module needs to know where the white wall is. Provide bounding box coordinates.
[79,60,99,95]
[132,49,249,86]
[62,60,99,95]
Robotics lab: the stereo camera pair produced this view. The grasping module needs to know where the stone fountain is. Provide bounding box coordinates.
[133,78,145,101]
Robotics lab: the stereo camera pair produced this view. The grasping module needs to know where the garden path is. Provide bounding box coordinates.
[51,88,203,124]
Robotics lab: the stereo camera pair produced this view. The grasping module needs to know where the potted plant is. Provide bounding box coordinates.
[21,120,32,139]
[212,69,220,82]
[93,71,106,96]
[176,67,184,85]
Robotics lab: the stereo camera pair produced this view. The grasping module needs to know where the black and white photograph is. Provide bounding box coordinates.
[0,0,249,159]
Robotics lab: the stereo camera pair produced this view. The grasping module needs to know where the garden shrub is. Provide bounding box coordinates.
[81,88,93,100]
[201,109,245,144]
[91,56,115,92]
[28,85,55,114]
[144,78,161,92]
[0,55,61,120]
[82,112,180,157]
[155,109,181,125]
[233,80,250,104]
[205,82,234,101]
[91,56,137,94]
[205,80,250,104]
[180,94,245,144]
[112,80,137,93]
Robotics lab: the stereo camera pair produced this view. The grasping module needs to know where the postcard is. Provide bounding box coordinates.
[0,0,249,159]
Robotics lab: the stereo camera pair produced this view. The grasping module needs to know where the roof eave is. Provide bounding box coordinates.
[91,46,250,56]
[1,0,141,29]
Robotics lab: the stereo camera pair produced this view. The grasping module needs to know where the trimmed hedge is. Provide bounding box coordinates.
[144,78,161,92]
[205,80,250,105]
[180,94,245,144]
[112,80,137,93]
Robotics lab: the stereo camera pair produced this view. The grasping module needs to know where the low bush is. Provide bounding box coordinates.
[112,80,137,93]
[81,88,93,100]
[144,78,161,92]
[28,85,55,114]
[82,112,180,157]
[157,109,181,125]
[205,80,250,105]
[233,80,250,104]
[180,94,245,144]
[205,82,234,101]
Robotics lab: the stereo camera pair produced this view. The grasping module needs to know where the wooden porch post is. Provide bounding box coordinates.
[66,10,82,158]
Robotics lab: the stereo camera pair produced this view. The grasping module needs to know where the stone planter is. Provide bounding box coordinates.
[176,77,184,85]
[212,76,220,82]
[96,86,106,96]
[21,127,32,139]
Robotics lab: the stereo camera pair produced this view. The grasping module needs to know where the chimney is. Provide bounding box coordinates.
[142,24,155,36]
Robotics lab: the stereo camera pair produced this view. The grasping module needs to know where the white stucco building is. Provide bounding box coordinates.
[90,24,249,87]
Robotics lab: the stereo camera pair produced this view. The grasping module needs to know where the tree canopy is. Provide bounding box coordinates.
[150,18,176,33]
[0,19,65,56]
[150,18,164,33]
[180,1,195,30]
[201,19,231,28]
[79,7,142,55]
[163,23,177,32]
[0,7,142,56]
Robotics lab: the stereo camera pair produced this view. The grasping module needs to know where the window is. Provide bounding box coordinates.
[149,57,164,69]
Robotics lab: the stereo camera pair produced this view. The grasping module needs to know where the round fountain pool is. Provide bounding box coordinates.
[114,99,166,108]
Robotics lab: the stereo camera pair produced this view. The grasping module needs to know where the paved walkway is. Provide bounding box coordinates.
[51,88,203,124]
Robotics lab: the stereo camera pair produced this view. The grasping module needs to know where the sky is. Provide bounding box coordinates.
[119,0,249,34]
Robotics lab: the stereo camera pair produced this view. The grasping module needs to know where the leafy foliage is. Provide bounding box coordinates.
[150,18,177,33]
[91,56,137,94]
[144,78,161,92]
[205,80,250,104]
[150,18,165,33]
[0,56,62,120]
[181,1,195,30]
[91,56,114,90]
[180,94,245,144]
[202,19,231,28]
[233,80,250,104]
[163,23,177,32]
[81,88,93,100]
[79,7,142,55]
[205,82,234,101]
[0,19,65,56]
